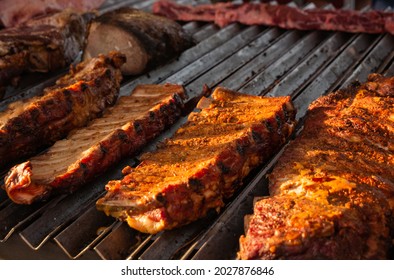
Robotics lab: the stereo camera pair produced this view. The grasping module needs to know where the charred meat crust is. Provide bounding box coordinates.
[97,87,296,234]
[238,74,394,260]
[83,7,194,75]
[0,51,125,170]
[4,84,186,204]
[0,10,91,90]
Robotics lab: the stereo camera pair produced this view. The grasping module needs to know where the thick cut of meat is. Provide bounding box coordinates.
[83,7,194,76]
[0,10,91,93]
[238,74,394,260]
[96,88,296,234]
[0,51,125,170]
[0,0,105,28]
[153,1,394,34]
[4,84,186,204]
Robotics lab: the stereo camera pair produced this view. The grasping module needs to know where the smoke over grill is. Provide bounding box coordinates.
[1,0,394,259]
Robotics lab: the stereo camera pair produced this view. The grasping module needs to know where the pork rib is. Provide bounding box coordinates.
[4,84,186,204]
[0,51,125,170]
[153,0,394,34]
[238,74,394,260]
[0,10,91,93]
[96,88,296,234]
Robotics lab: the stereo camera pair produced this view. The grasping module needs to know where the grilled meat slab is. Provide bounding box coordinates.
[97,88,296,234]
[153,0,394,34]
[0,51,125,170]
[83,7,194,76]
[4,84,186,204]
[238,74,394,260]
[0,10,91,93]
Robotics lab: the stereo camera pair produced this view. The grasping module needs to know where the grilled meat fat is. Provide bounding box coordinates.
[4,84,186,204]
[0,51,125,170]
[97,88,296,234]
[238,74,394,260]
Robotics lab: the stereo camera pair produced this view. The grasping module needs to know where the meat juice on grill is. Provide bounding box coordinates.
[238,74,394,260]
[97,87,296,234]
[0,51,125,170]
[83,7,195,76]
[4,84,186,205]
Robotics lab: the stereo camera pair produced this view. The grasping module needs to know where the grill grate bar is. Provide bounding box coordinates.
[227,30,329,93]
[119,23,243,97]
[184,27,294,96]
[257,32,354,98]
[165,25,265,85]
[94,222,149,260]
[342,34,394,87]
[139,211,218,260]
[0,201,50,242]
[293,33,380,118]
[384,59,394,76]
[54,205,117,259]
[18,157,135,250]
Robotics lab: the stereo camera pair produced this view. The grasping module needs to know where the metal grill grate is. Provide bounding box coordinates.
[1,0,393,260]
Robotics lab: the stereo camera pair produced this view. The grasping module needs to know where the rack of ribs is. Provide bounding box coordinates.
[0,51,125,170]
[96,87,296,234]
[238,74,394,260]
[4,84,186,205]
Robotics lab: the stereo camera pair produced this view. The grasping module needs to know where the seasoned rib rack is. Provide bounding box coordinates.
[238,74,394,260]
[97,87,296,234]
[0,51,125,170]
[4,84,186,205]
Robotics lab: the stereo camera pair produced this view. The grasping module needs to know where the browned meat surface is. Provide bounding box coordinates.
[0,51,125,170]
[83,7,194,76]
[0,0,105,28]
[96,87,296,234]
[153,1,394,34]
[4,84,185,205]
[0,10,91,93]
[238,74,394,260]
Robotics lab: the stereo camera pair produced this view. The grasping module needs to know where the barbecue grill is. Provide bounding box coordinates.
[1,0,394,260]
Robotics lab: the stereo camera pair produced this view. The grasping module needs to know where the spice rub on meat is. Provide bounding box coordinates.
[238,74,394,260]
[4,84,186,205]
[0,51,125,170]
[97,87,296,234]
